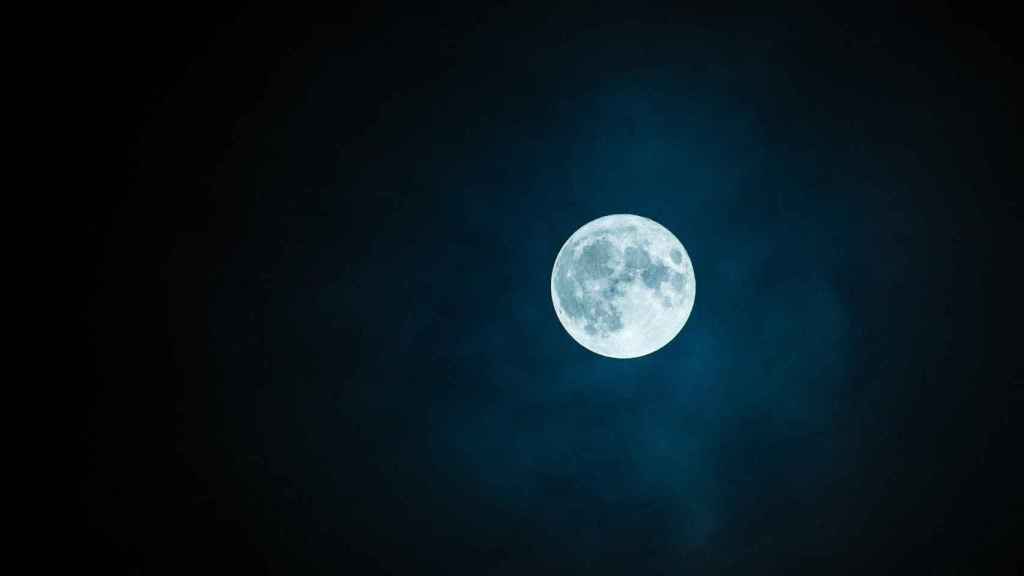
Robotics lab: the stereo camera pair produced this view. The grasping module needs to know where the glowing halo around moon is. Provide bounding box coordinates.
[550,214,695,358]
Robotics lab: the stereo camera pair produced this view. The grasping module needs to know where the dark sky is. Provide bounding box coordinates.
[84,3,1019,573]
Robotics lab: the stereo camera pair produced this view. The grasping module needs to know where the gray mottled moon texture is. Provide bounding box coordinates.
[551,214,695,358]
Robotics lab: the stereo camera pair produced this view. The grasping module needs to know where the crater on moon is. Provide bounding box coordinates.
[551,214,694,358]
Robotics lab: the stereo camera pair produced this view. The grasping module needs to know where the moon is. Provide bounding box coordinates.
[551,214,695,358]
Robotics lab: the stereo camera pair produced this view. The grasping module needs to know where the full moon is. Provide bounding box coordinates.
[551,214,695,358]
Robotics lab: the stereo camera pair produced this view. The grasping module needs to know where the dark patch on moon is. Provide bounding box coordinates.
[670,271,685,291]
[621,243,673,292]
[623,246,651,271]
[605,277,629,299]
[577,239,616,281]
[641,262,670,289]
[670,249,682,264]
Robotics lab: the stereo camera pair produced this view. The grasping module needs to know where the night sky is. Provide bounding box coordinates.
[83,4,1020,573]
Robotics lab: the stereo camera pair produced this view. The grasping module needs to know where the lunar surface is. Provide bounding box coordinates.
[551,214,695,358]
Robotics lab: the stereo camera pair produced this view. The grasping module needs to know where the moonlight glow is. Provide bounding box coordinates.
[551,214,695,358]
